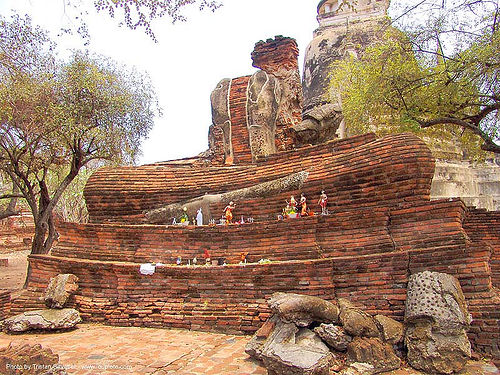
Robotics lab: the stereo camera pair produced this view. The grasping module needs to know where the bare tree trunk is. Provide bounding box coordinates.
[23,220,48,288]
[44,212,57,252]
[24,185,50,288]
[22,156,83,289]
[31,220,48,254]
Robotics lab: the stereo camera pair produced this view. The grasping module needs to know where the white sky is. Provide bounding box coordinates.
[0,0,319,165]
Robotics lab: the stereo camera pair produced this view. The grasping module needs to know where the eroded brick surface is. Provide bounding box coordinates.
[84,133,433,223]
[0,325,267,375]
[464,209,500,288]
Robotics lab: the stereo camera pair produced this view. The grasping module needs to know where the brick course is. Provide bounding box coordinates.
[464,208,500,288]
[51,208,393,264]
[0,290,10,321]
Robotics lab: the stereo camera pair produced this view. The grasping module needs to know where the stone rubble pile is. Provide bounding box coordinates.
[246,271,494,375]
[246,292,403,375]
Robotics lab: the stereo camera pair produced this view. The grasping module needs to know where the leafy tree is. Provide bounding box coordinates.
[330,0,499,158]
[0,15,159,261]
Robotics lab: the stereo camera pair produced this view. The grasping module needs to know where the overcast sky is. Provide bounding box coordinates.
[0,0,319,165]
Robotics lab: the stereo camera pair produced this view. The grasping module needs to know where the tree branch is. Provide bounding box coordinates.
[418,116,500,153]
[0,194,24,200]
[463,102,500,124]
[0,209,20,220]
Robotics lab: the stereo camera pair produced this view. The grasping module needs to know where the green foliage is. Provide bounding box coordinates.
[330,12,500,159]
[0,14,159,251]
[57,51,158,165]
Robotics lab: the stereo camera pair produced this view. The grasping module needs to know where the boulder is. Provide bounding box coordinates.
[338,299,380,338]
[374,315,403,345]
[246,317,335,375]
[313,323,352,352]
[245,315,280,359]
[268,292,339,327]
[0,343,66,374]
[261,326,335,375]
[405,319,472,375]
[405,270,471,333]
[404,271,472,374]
[346,337,401,374]
[1,308,81,333]
[43,274,79,309]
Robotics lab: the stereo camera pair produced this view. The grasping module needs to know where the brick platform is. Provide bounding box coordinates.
[0,212,33,253]
[18,209,500,361]
[14,133,500,364]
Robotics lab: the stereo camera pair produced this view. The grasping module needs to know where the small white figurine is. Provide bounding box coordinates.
[318,190,328,215]
[197,208,203,226]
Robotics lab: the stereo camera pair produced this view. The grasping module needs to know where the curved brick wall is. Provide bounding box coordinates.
[84,133,434,223]
[26,255,337,334]
[51,207,393,264]
[25,200,498,358]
